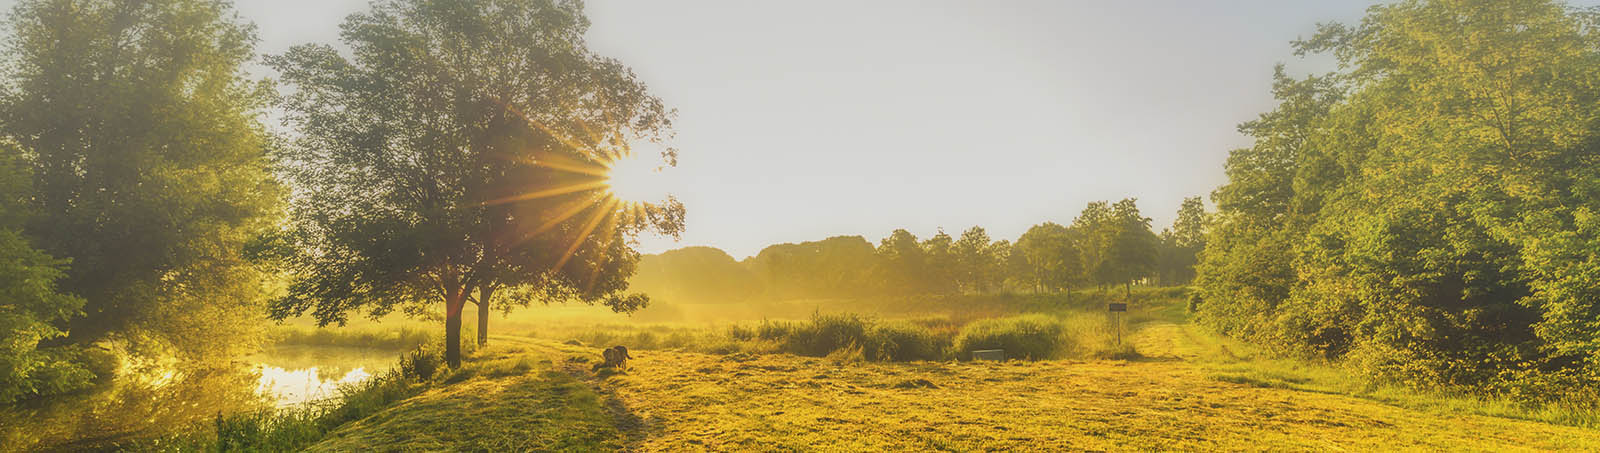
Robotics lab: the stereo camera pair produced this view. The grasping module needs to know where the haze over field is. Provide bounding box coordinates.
[7,0,1600,451]
[169,0,1386,257]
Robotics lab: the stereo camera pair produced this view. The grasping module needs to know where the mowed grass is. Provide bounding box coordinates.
[312,335,1600,452]
[307,342,626,452]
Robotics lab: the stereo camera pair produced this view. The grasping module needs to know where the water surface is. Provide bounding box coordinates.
[0,344,404,451]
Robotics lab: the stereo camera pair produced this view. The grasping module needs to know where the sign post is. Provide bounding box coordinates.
[1108,303,1127,346]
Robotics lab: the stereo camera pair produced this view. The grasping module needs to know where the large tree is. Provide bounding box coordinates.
[269,0,683,367]
[1197,0,1600,388]
[0,0,281,362]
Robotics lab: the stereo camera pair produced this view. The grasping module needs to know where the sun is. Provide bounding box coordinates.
[604,154,673,205]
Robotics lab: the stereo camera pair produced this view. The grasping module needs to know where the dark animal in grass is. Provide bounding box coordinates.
[593,346,633,372]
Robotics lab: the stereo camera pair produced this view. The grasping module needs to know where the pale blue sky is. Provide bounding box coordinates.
[1,1,1469,257]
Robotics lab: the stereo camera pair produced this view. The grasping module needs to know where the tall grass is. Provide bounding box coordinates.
[554,310,1137,363]
[951,314,1068,360]
[268,325,434,350]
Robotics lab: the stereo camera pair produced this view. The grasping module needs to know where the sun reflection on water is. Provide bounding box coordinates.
[254,365,374,407]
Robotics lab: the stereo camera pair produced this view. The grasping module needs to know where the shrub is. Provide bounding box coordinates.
[756,320,793,341]
[400,347,441,381]
[861,322,948,362]
[952,314,1069,361]
[782,314,869,357]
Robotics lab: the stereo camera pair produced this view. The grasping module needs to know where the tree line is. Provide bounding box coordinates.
[1194,0,1600,394]
[631,197,1207,304]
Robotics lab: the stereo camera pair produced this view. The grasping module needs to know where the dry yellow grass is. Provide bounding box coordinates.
[312,332,1600,452]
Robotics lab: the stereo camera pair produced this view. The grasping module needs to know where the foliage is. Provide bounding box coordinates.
[1015,222,1080,292]
[267,0,682,366]
[0,0,282,364]
[952,227,1001,293]
[627,195,1192,303]
[1158,196,1207,284]
[744,236,878,299]
[873,229,931,293]
[0,139,93,403]
[1195,0,1600,391]
[0,228,89,404]
[1101,199,1161,294]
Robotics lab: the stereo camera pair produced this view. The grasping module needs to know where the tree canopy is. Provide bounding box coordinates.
[1195,0,1600,389]
[267,0,683,366]
[0,0,281,364]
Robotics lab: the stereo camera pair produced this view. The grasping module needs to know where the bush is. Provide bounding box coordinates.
[861,322,947,362]
[952,314,1069,361]
[782,314,869,357]
[400,347,442,381]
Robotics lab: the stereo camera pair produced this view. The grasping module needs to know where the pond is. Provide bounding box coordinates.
[251,345,402,407]
[0,345,407,451]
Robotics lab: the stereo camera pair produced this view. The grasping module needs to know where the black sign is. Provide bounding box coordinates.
[1108,303,1127,312]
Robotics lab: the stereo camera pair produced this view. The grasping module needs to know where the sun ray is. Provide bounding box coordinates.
[553,197,618,272]
[531,152,609,177]
[515,196,603,245]
[581,211,622,294]
[481,180,606,206]
[498,99,600,161]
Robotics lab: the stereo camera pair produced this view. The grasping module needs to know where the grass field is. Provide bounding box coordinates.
[302,316,1600,451]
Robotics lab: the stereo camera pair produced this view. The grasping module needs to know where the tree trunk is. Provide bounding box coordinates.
[1124,280,1131,301]
[445,291,466,368]
[476,286,495,347]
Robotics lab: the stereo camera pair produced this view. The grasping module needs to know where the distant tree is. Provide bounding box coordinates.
[628,247,760,304]
[0,0,282,362]
[1158,196,1207,284]
[1069,201,1115,289]
[1103,199,1159,299]
[987,239,1017,292]
[953,227,997,293]
[268,0,682,367]
[1016,223,1081,294]
[807,236,881,296]
[875,229,928,293]
[921,229,958,294]
[745,236,877,299]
